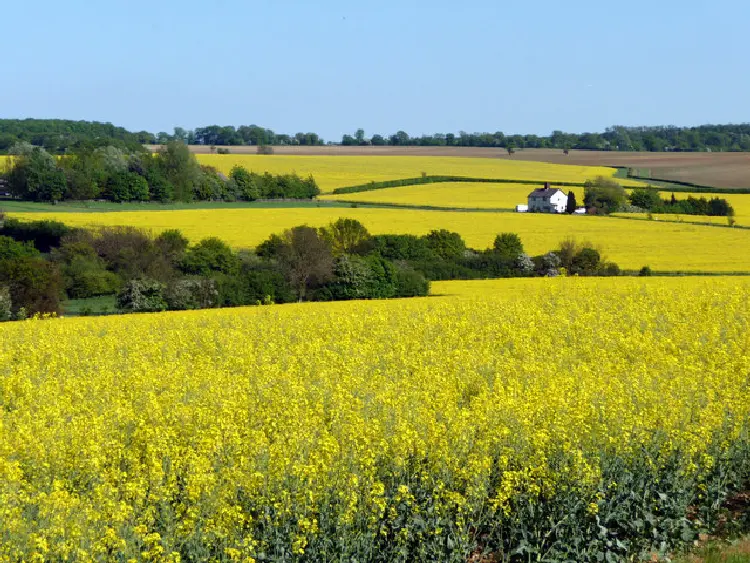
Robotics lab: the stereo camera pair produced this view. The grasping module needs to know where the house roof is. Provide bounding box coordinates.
[528,186,564,198]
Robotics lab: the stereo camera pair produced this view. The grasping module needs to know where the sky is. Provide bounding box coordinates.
[3,0,748,140]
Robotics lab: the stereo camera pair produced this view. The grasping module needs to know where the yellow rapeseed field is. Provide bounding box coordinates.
[10,208,750,271]
[196,155,644,193]
[1,277,749,560]
[320,181,585,209]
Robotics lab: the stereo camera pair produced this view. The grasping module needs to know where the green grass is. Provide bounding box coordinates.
[0,198,355,213]
[62,295,118,316]
[674,537,750,562]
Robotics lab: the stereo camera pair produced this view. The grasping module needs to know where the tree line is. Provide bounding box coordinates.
[579,177,735,217]
[1,141,319,202]
[0,214,628,321]
[3,119,750,154]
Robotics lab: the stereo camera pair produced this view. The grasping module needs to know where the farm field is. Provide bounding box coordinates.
[320,181,585,209]
[187,146,750,190]
[1,277,749,561]
[9,207,750,271]
[195,154,646,193]
[180,146,750,190]
[319,182,750,225]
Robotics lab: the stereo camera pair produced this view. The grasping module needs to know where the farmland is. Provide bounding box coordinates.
[194,154,645,193]
[9,206,750,271]
[187,146,750,190]
[1,277,749,561]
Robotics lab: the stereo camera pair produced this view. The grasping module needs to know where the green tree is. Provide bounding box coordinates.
[492,233,524,259]
[0,235,40,260]
[155,141,202,201]
[583,177,626,214]
[271,226,334,301]
[54,240,120,298]
[229,165,259,201]
[629,188,661,210]
[320,218,372,256]
[0,256,63,315]
[570,247,601,275]
[423,230,466,261]
[565,191,578,214]
[180,237,240,276]
[106,170,149,202]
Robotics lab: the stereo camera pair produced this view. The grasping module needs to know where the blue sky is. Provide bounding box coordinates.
[3,0,748,140]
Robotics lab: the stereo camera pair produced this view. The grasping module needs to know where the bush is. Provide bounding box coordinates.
[256,144,274,155]
[0,235,40,260]
[393,265,429,297]
[56,241,121,298]
[570,247,601,276]
[164,278,219,310]
[116,279,167,312]
[0,218,74,252]
[639,266,653,276]
[0,286,12,321]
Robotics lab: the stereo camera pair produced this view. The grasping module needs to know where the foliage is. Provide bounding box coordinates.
[179,236,240,277]
[630,187,662,209]
[164,278,219,310]
[319,217,372,256]
[116,278,167,312]
[0,217,74,252]
[0,235,40,260]
[565,190,578,213]
[1,278,749,561]
[0,255,63,315]
[423,229,467,261]
[54,241,121,298]
[272,226,335,300]
[493,232,524,259]
[583,176,627,214]
[0,286,11,321]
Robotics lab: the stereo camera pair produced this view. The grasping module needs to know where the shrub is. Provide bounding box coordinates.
[0,256,63,315]
[393,265,429,297]
[116,279,167,312]
[164,278,219,310]
[639,266,653,276]
[0,218,74,252]
[0,286,11,321]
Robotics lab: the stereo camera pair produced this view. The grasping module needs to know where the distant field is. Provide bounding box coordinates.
[177,146,750,190]
[195,154,644,193]
[320,182,750,225]
[9,208,750,272]
[321,181,585,210]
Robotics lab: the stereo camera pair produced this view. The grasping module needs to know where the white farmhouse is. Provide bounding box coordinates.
[527,183,568,213]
